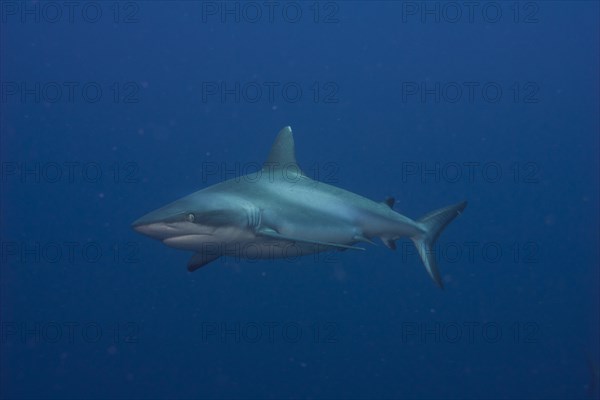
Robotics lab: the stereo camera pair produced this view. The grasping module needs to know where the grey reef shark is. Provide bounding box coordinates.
[132,126,467,288]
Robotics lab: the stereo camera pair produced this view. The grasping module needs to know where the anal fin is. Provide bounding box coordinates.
[382,238,397,250]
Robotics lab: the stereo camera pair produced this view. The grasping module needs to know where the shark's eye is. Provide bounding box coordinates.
[187,213,195,222]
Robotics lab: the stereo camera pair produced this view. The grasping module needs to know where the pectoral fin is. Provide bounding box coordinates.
[187,251,221,272]
[257,228,365,251]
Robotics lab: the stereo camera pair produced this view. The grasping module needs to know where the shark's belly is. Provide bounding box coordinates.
[222,238,331,259]
[260,207,359,245]
[165,225,342,259]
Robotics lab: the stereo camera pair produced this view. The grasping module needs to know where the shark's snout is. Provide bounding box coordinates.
[131,197,193,237]
[131,205,187,240]
[132,203,223,243]
[132,219,178,240]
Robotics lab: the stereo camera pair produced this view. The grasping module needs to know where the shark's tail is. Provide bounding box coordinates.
[410,201,467,289]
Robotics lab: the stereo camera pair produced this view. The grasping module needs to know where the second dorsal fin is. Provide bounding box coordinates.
[382,196,395,209]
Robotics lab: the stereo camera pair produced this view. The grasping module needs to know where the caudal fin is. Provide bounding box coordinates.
[411,201,467,289]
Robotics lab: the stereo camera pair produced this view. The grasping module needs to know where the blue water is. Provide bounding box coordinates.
[1,2,599,399]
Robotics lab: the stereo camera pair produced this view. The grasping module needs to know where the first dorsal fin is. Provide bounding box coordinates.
[263,126,299,170]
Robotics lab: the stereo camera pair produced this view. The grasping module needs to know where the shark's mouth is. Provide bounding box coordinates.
[133,220,217,241]
[162,233,215,250]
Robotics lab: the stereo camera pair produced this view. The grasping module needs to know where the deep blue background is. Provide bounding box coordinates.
[1,1,599,399]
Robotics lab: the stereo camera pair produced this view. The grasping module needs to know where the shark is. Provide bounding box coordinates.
[132,126,467,288]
